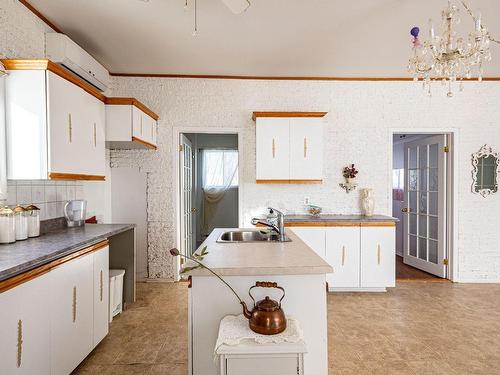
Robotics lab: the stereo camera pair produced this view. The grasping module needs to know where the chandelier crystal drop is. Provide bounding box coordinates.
[408,0,499,97]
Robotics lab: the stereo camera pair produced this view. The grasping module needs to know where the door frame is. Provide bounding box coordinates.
[389,128,458,282]
[172,127,244,281]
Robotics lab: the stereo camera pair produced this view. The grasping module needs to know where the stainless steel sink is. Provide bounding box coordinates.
[217,230,286,243]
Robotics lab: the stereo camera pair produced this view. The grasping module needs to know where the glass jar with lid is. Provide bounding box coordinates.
[0,206,16,244]
[26,204,41,238]
[13,205,28,240]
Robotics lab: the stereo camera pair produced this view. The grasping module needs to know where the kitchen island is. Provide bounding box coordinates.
[185,228,333,375]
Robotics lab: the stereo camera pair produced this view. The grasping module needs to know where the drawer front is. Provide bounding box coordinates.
[226,356,300,375]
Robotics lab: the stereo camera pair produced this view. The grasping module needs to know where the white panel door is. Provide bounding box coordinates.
[255,118,290,181]
[50,252,94,375]
[403,135,447,277]
[360,227,396,288]
[81,93,106,176]
[180,134,195,257]
[0,273,51,375]
[46,71,79,175]
[132,106,144,140]
[289,227,326,260]
[325,227,360,288]
[289,118,323,180]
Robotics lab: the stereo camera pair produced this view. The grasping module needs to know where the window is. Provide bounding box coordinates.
[202,150,238,188]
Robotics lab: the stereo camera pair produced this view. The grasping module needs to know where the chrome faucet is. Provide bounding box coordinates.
[251,207,287,242]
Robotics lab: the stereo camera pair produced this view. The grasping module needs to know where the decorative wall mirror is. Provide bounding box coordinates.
[472,145,500,197]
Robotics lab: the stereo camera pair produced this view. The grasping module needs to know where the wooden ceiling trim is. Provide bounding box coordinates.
[18,0,63,33]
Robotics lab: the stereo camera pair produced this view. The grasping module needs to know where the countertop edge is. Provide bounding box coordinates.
[0,224,135,283]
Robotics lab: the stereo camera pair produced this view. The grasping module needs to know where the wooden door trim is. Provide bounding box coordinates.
[105,97,159,120]
[0,240,109,293]
[48,172,106,181]
[253,112,328,121]
[132,136,157,150]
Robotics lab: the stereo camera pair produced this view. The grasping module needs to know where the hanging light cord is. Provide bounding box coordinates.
[193,0,198,35]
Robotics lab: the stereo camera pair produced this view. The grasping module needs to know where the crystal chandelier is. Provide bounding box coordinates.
[408,0,499,97]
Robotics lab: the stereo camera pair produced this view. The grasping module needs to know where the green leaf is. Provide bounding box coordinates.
[180,265,201,274]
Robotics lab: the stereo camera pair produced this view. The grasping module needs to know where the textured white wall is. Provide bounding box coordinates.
[109,77,500,281]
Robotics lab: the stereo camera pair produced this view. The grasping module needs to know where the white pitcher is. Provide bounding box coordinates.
[361,189,375,217]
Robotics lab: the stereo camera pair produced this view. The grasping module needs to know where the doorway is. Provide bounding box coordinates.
[392,133,453,281]
[178,132,239,259]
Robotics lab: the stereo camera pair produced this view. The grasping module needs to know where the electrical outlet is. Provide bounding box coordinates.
[303,197,310,205]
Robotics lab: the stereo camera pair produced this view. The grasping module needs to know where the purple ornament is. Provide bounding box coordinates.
[410,27,420,38]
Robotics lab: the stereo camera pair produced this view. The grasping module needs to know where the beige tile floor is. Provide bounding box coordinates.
[74,281,500,375]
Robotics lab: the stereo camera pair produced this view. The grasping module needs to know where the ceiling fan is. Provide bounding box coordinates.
[137,0,250,14]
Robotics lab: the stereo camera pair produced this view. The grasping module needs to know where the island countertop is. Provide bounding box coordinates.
[0,224,135,282]
[284,214,398,226]
[186,228,333,277]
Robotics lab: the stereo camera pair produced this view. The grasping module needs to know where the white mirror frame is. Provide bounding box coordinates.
[471,144,500,197]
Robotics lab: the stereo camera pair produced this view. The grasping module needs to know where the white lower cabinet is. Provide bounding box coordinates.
[291,225,395,291]
[0,273,51,374]
[325,227,360,289]
[93,246,110,347]
[225,356,302,375]
[50,252,94,375]
[360,227,396,288]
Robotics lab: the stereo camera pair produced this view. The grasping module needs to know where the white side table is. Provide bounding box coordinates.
[215,315,307,375]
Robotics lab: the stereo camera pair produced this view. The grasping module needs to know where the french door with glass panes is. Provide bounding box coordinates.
[402,135,447,277]
[180,134,195,257]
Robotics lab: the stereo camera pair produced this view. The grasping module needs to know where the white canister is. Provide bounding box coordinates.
[13,205,28,240]
[26,204,41,238]
[0,206,16,244]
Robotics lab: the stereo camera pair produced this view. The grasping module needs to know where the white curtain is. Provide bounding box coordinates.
[201,149,238,235]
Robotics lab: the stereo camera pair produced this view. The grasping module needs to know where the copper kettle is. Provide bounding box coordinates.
[240,281,287,335]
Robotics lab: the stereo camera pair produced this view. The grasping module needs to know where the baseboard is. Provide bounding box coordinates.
[454,278,500,283]
[328,287,387,293]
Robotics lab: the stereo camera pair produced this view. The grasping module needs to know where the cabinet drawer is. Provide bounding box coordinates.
[226,356,300,375]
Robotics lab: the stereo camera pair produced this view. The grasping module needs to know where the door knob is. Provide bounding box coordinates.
[401,207,412,213]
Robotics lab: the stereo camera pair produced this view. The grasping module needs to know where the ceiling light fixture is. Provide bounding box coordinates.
[408,0,500,97]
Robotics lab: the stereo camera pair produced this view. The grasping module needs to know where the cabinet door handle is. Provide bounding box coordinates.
[304,137,307,158]
[72,286,77,323]
[68,113,73,143]
[377,244,381,265]
[93,123,97,147]
[17,319,23,368]
[341,246,346,266]
[99,270,103,302]
[272,139,276,159]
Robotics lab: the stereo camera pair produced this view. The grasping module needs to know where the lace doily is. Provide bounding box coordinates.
[214,314,304,356]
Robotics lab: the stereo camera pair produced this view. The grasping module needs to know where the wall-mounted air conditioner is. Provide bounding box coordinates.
[45,33,109,92]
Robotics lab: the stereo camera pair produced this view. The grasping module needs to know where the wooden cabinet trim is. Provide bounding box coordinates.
[256,179,323,184]
[49,172,106,181]
[253,112,328,121]
[105,97,159,121]
[1,59,159,121]
[0,240,109,293]
[2,59,106,103]
[132,136,158,150]
[285,222,396,227]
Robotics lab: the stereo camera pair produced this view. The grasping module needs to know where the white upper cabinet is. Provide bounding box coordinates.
[0,273,51,375]
[289,118,323,181]
[5,61,106,180]
[255,117,290,181]
[360,226,396,288]
[105,99,158,150]
[254,113,326,183]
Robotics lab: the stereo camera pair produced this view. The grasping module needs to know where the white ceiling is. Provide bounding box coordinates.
[28,0,500,76]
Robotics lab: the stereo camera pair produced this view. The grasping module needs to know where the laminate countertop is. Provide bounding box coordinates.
[0,224,135,282]
[185,228,333,277]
